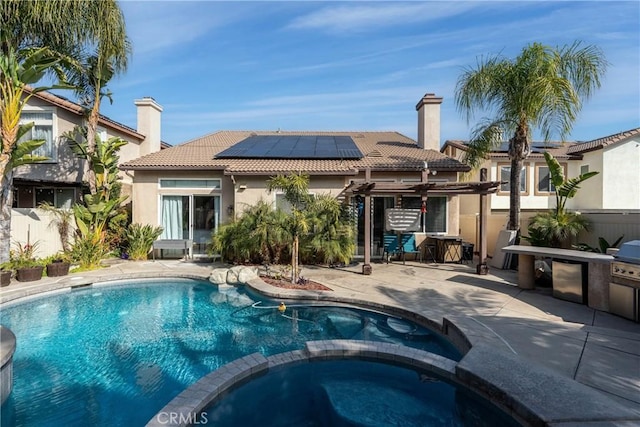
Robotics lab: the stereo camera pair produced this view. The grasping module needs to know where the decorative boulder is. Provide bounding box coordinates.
[209,268,228,285]
[227,266,258,285]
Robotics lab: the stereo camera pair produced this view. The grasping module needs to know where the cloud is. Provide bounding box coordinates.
[285,2,480,34]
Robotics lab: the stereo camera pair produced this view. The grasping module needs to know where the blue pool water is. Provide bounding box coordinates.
[206,360,521,427]
[0,279,460,426]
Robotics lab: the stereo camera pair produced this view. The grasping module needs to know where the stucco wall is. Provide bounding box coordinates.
[602,139,640,209]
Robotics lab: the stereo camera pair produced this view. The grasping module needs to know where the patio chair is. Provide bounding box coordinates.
[424,242,437,263]
[400,234,422,264]
[382,234,400,263]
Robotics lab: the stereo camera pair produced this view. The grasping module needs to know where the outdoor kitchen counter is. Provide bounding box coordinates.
[502,245,614,311]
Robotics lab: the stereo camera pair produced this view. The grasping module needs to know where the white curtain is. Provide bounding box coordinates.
[161,196,183,239]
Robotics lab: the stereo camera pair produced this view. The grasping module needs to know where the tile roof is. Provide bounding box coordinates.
[27,88,145,141]
[443,139,581,160]
[566,127,640,154]
[444,127,640,160]
[120,130,470,174]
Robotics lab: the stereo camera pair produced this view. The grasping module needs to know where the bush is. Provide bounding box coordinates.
[125,223,163,260]
[71,231,111,270]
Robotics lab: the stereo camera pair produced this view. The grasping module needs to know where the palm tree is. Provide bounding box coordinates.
[455,42,607,231]
[266,173,313,284]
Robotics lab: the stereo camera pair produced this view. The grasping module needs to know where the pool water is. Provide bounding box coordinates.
[206,360,521,427]
[0,279,460,426]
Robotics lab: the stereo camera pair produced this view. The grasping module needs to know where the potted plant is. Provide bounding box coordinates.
[11,241,44,282]
[45,252,71,277]
[0,264,12,287]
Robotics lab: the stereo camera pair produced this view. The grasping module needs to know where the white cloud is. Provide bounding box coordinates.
[285,2,481,34]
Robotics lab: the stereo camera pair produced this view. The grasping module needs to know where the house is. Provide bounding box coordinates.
[442,127,640,253]
[120,93,476,258]
[11,90,166,255]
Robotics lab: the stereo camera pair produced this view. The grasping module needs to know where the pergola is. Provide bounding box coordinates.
[342,168,501,275]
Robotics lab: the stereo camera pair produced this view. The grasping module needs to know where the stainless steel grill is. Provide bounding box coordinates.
[609,240,640,322]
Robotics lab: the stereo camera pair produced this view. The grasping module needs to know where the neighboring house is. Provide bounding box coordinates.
[120,93,472,257]
[442,127,640,252]
[11,90,166,255]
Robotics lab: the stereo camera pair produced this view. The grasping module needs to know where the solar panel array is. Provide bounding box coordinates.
[216,135,364,159]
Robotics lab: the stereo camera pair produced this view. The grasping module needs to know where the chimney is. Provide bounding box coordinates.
[135,97,163,156]
[415,93,442,150]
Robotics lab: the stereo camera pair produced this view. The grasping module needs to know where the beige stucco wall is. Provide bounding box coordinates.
[132,169,462,237]
[602,139,640,210]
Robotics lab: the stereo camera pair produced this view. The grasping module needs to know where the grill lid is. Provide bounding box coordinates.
[616,240,640,264]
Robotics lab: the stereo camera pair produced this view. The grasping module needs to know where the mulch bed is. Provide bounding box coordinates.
[260,275,333,291]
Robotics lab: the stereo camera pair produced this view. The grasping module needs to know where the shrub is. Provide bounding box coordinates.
[71,231,111,270]
[125,223,163,260]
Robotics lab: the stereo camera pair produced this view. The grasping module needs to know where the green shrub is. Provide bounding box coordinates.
[71,231,111,270]
[125,223,164,260]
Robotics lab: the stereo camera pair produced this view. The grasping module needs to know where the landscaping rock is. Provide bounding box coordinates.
[227,266,258,285]
[209,268,228,285]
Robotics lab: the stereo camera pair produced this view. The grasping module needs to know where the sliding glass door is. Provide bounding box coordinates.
[160,195,220,255]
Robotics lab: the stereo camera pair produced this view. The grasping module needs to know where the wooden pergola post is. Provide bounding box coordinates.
[362,168,372,275]
[477,168,489,275]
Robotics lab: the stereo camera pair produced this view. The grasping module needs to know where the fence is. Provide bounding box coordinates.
[10,208,74,258]
[459,211,640,257]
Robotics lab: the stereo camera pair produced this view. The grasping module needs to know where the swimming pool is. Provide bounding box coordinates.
[205,359,521,427]
[0,279,460,426]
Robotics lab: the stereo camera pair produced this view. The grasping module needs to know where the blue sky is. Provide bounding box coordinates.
[98,1,640,146]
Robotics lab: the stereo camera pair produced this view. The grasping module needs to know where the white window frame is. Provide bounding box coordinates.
[18,106,57,162]
[497,163,528,195]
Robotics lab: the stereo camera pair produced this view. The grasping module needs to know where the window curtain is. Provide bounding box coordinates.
[161,196,183,239]
[32,126,53,158]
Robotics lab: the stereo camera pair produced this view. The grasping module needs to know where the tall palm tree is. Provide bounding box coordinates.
[455,42,607,231]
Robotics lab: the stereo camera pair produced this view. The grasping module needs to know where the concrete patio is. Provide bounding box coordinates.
[1,258,639,421]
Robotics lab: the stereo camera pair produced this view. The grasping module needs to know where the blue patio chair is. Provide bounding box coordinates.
[400,234,422,264]
[382,234,400,264]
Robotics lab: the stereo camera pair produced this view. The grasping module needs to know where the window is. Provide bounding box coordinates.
[537,166,555,193]
[275,192,315,213]
[536,163,567,194]
[580,164,589,175]
[498,164,527,194]
[401,196,447,233]
[14,186,75,208]
[19,110,55,160]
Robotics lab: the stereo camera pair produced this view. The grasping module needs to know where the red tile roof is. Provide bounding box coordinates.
[120,130,470,175]
[567,127,640,154]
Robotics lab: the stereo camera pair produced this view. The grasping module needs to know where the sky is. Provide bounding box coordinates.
[96,1,640,146]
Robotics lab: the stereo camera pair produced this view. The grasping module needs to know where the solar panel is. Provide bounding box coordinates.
[216,135,364,159]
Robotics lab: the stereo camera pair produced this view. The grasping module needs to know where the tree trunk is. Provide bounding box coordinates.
[507,124,531,231]
[85,98,101,195]
[0,169,14,264]
[508,156,523,231]
[291,235,299,284]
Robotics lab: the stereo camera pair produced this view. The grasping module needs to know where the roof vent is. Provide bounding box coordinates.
[367,150,382,157]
